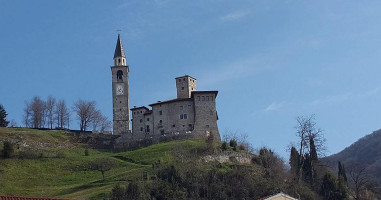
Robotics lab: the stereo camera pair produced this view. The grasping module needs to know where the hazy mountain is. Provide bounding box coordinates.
[323,129,381,183]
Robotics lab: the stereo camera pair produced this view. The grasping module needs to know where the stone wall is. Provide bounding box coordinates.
[151,99,195,135]
[193,92,220,141]
[202,151,254,164]
[114,130,196,150]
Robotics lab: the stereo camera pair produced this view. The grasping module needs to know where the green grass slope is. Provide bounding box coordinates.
[0,127,203,199]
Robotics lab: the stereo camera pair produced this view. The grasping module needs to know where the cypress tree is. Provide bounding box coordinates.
[320,172,337,200]
[309,137,318,161]
[0,104,9,127]
[338,161,348,185]
[289,146,300,180]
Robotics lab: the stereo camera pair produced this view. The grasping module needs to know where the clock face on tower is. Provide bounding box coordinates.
[116,84,124,95]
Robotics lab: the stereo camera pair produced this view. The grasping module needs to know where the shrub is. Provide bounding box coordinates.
[111,184,125,200]
[230,139,237,151]
[239,144,246,151]
[221,141,228,150]
[85,148,89,156]
[229,139,237,147]
[3,141,14,158]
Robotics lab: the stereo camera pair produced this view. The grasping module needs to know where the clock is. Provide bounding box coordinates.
[116,84,124,95]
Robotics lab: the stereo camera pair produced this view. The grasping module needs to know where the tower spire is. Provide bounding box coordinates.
[114,34,126,59]
[113,34,126,66]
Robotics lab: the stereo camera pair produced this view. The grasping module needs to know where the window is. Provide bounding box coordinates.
[197,96,200,101]
[183,78,185,81]
[179,79,181,82]
[184,114,188,119]
[210,96,213,101]
[202,96,205,101]
[207,96,209,101]
[159,110,162,115]
[181,87,184,90]
[134,112,135,115]
[120,101,122,103]
[191,87,193,90]
[179,106,183,110]
[118,58,121,64]
[140,127,143,131]
[147,118,150,121]
[206,125,210,128]
[117,70,123,81]
[146,125,150,132]
[172,124,176,127]
[180,114,183,119]
[140,119,143,123]
[160,130,165,135]
[159,120,162,124]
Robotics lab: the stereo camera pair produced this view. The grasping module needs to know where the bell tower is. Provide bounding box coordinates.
[111,34,130,135]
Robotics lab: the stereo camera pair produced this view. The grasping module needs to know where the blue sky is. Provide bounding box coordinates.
[1,0,381,158]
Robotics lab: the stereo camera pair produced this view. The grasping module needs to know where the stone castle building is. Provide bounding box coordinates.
[111,35,220,141]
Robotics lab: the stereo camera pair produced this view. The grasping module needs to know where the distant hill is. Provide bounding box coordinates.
[323,129,381,183]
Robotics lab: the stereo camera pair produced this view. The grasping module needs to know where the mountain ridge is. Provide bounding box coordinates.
[323,129,381,183]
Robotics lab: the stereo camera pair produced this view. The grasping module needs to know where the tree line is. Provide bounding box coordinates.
[22,96,111,133]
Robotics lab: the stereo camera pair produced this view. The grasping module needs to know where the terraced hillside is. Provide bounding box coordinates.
[0,127,203,199]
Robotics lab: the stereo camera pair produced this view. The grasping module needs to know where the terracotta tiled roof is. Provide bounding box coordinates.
[175,75,197,80]
[130,106,149,111]
[143,110,153,115]
[0,196,77,200]
[149,98,192,106]
[191,90,218,98]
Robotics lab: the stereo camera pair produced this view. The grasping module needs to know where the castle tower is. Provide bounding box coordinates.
[111,34,130,135]
[175,75,197,98]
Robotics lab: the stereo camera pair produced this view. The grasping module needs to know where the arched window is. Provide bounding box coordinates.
[118,58,121,64]
[117,70,123,81]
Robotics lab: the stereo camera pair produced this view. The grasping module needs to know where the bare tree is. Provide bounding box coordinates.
[30,96,46,128]
[23,101,31,127]
[295,115,326,158]
[294,115,326,184]
[55,99,70,129]
[9,119,17,127]
[348,163,376,200]
[91,109,103,132]
[100,116,112,133]
[73,100,96,132]
[45,96,56,129]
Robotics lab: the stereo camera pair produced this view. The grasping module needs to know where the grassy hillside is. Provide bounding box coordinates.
[0,127,203,199]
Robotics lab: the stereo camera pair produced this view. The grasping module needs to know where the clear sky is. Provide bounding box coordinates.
[1,0,381,159]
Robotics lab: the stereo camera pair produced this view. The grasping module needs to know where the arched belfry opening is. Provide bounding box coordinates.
[117,70,123,82]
